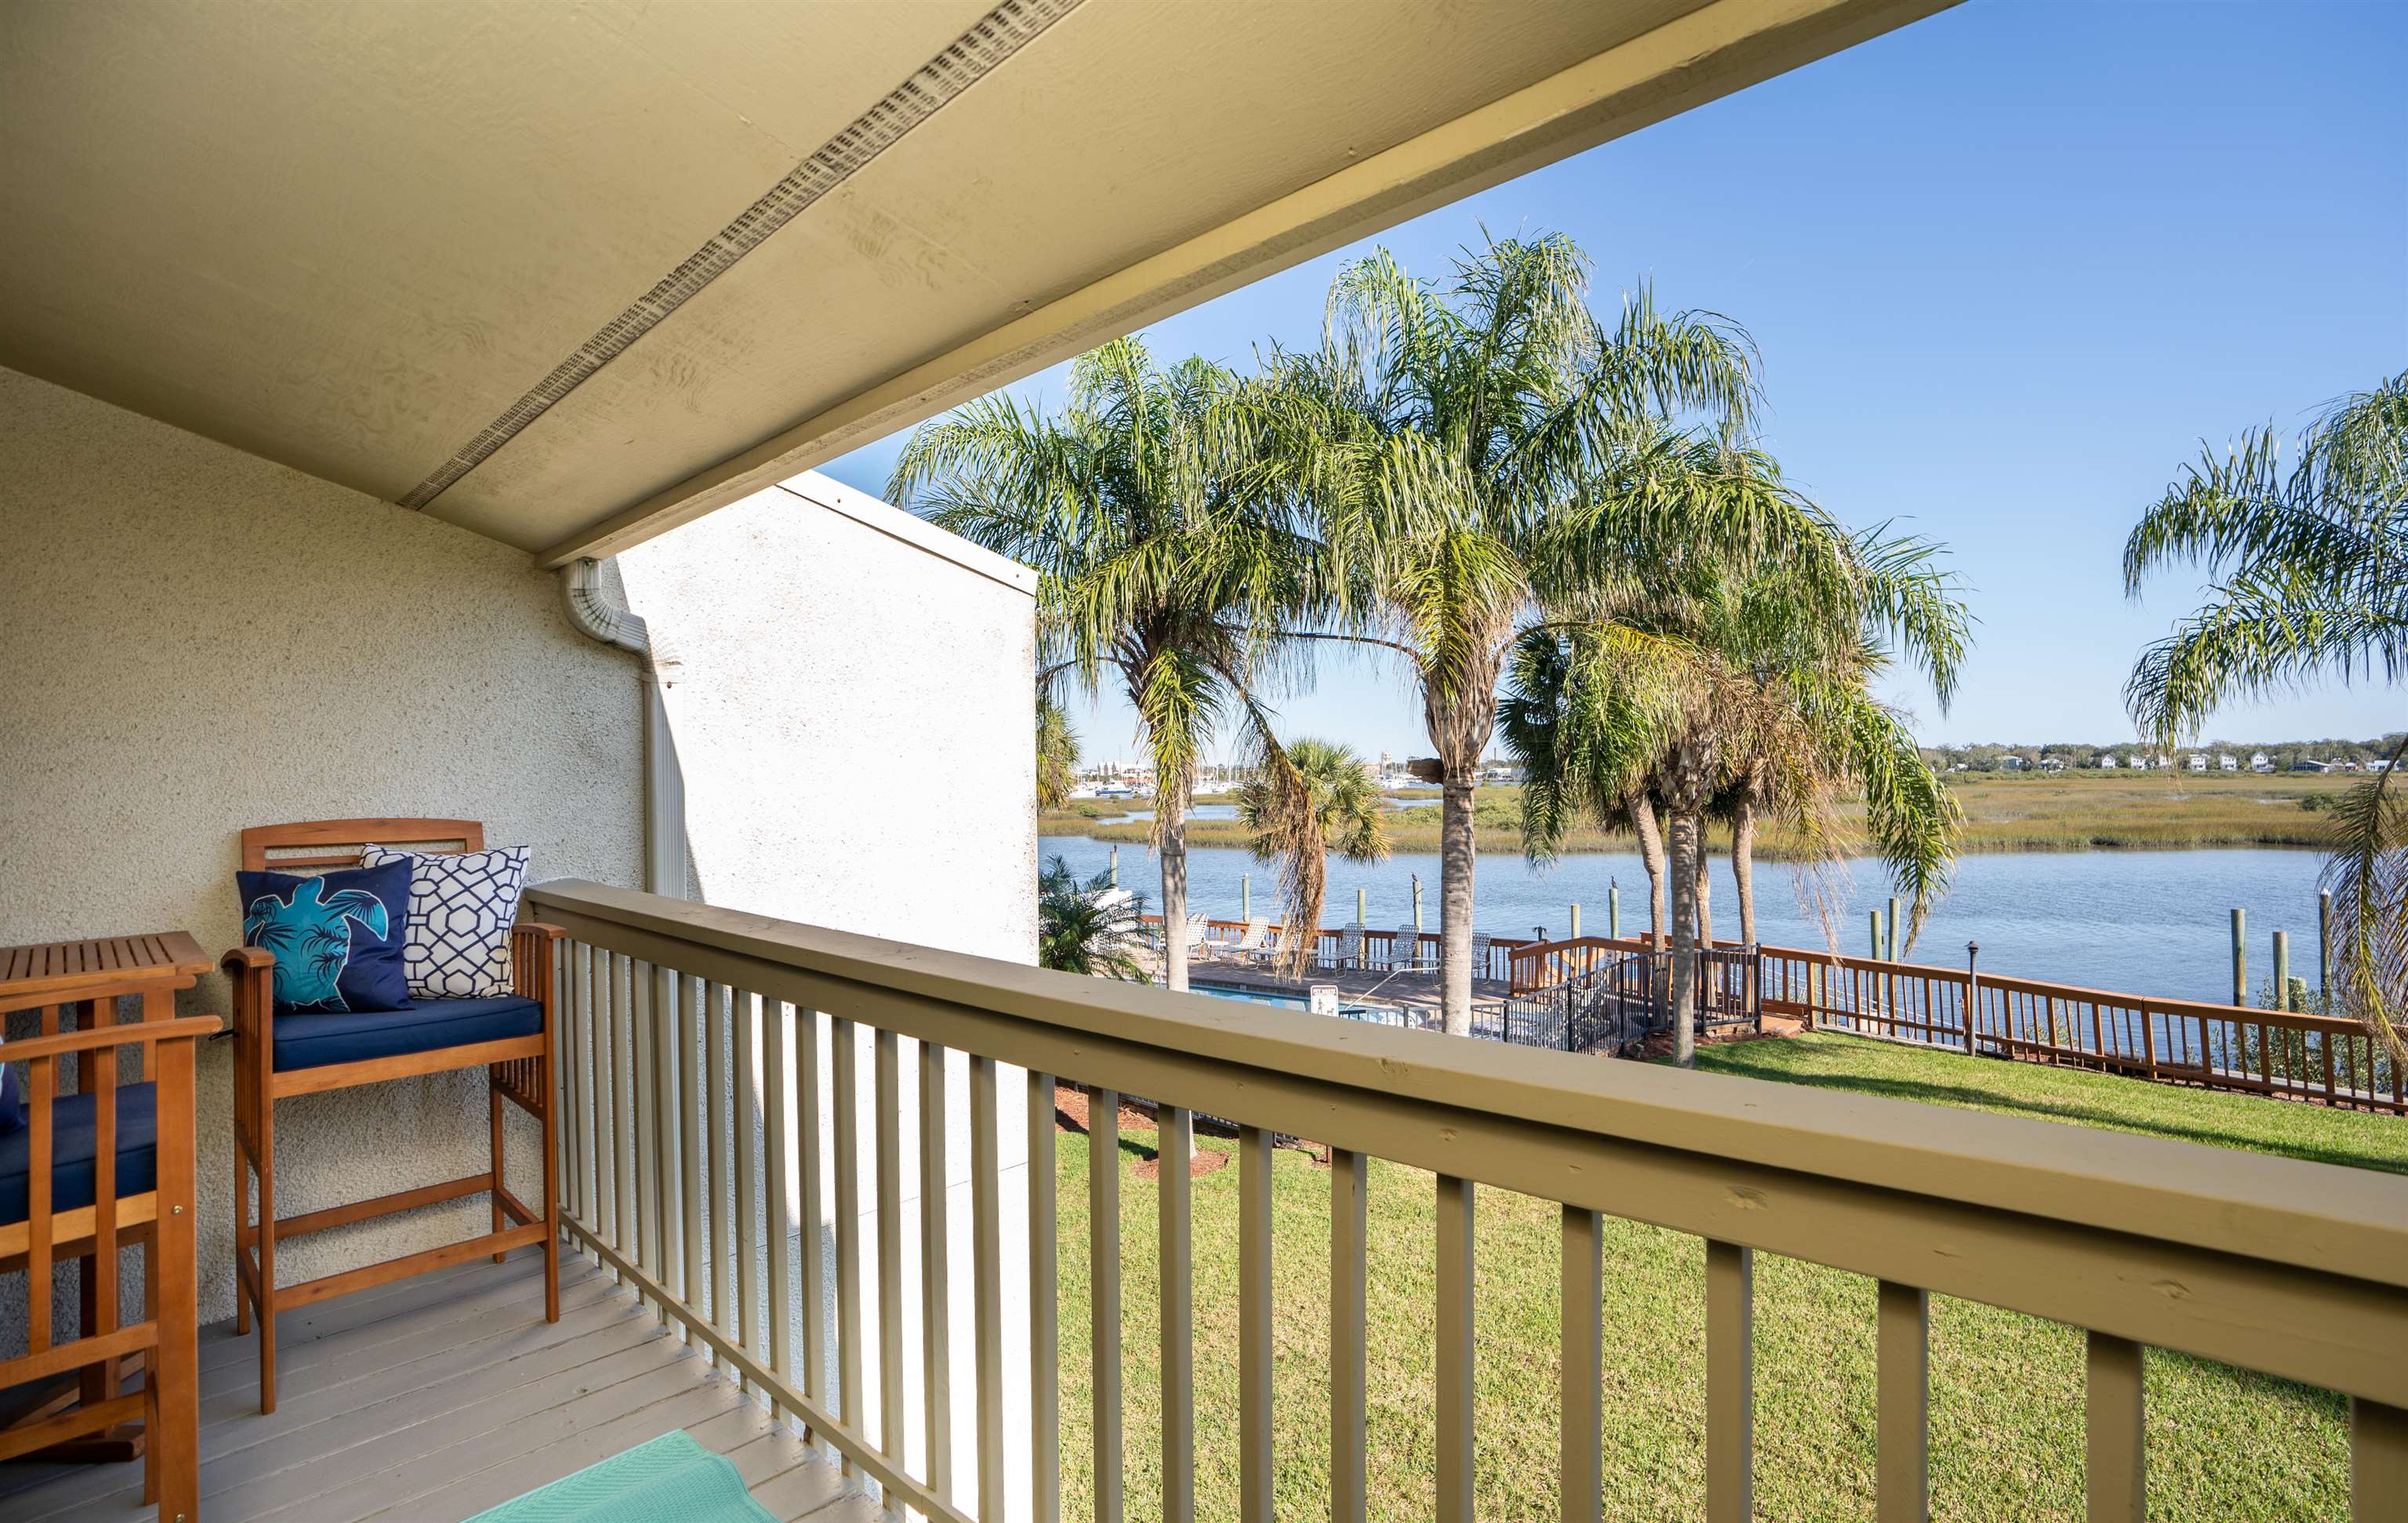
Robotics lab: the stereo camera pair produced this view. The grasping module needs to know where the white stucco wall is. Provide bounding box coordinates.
[0,364,646,1333]
[617,471,1039,1507]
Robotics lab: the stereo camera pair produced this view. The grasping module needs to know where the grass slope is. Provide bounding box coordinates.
[1051,1036,2396,1521]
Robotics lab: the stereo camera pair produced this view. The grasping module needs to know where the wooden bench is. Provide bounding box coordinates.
[0,931,215,1521]
[225,818,563,1414]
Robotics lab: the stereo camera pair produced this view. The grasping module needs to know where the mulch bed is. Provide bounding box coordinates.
[1051,1081,1231,1180]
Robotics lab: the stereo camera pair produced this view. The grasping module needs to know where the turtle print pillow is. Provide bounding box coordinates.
[235,858,415,1014]
[361,843,531,999]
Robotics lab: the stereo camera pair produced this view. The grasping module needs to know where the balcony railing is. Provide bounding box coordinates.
[524,879,2408,1523]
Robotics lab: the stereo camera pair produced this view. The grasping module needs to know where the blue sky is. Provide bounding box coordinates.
[823,0,2407,764]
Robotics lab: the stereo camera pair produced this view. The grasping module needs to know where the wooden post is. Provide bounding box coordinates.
[2319,890,2332,997]
[2231,908,2247,1008]
[1885,897,1899,963]
[1869,909,1882,960]
[1965,942,1981,1054]
[1241,876,1250,923]
[1413,875,1423,932]
[1355,887,1366,926]
[1608,883,1620,941]
[2273,932,2290,1011]
[1569,902,1582,941]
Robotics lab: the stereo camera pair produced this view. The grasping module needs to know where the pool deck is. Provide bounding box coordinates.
[1177,956,1510,1024]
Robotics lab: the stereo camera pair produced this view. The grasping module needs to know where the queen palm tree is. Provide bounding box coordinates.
[1503,473,1968,1064]
[891,337,1321,992]
[2124,371,2407,1052]
[1035,694,1080,812]
[1235,738,1390,976]
[1231,234,1816,1035]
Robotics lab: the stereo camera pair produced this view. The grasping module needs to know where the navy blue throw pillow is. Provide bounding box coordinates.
[235,858,415,1014]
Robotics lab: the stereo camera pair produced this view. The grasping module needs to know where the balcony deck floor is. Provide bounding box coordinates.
[0,1249,876,1522]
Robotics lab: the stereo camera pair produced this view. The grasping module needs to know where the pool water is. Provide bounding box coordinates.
[1191,982,1400,1021]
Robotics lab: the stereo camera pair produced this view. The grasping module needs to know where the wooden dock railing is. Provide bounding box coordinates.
[527,879,2407,1523]
[1508,933,2407,1114]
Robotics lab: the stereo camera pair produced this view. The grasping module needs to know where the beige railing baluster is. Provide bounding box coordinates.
[1436,1173,1474,1523]
[834,1016,864,1481]
[562,943,582,1235]
[1330,1148,1367,1523]
[1029,1069,1061,1523]
[800,1007,830,1449]
[1162,1104,1196,1523]
[1706,1239,1753,1523]
[706,979,731,1368]
[922,1040,956,1503]
[632,960,658,1314]
[652,963,677,1328]
[1238,1126,1273,1523]
[1878,1281,1929,1521]
[970,1054,1006,1523]
[765,999,798,1424]
[1092,1086,1124,1523]
[2086,1331,2144,1522]
[1561,1206,1602,1523]
[680,976,705,1347]
[612,953,634,1285]
[735,987,762,1398]
[2355,1398,2408,1522]
[876,1026,907,1509]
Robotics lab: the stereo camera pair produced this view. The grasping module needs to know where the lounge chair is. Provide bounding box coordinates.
[1323,924,1365,972]
[1387,923,1434,973]
[1217,916,1271,964]
[1469,930,1495,985]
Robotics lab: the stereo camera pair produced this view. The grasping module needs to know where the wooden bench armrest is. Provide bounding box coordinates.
[0,1015,222,1063]
[512,920,568,941]
[223,945,274,972]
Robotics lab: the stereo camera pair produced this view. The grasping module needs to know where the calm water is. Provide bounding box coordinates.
[1040,835,2331,1006]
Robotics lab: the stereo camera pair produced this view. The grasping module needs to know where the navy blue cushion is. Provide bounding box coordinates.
[237,858,415,1015]
[0,1082,158,1227]
[271,996,541,1072]
[0,1062,21,1137]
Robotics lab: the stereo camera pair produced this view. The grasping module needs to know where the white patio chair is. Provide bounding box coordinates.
[1324,924,1365,971]
[1387,923,1435,973]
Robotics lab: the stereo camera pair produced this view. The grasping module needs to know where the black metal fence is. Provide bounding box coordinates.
[1474,945,1762,1055]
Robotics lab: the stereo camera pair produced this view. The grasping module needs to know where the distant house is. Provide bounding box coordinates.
[2250,752,2273,773]
[2098,755,2119,770]
[2038,756,2066,773]
[2185,752,2208,772]
[2218,753,2239,771]
[2127,755,2147,769]
[2293,759,2331,774]
[2370,760,2394,774]
[2000,755,2025,771]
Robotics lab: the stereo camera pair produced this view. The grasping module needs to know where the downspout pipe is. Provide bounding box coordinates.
[562,558,686,897]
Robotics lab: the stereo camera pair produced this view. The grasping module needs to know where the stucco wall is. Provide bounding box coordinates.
[617,471,1039,1501]
[0,364,646,1332]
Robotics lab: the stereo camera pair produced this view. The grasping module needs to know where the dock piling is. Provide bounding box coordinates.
[2272,930,2290,1011]
[1569,902,1581,941]
[2230,908,2247,1008]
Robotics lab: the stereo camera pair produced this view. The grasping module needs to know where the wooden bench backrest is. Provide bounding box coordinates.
[240,818,484,874]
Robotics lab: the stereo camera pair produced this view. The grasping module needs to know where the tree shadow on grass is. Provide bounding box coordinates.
[1707,1064,2405,1176]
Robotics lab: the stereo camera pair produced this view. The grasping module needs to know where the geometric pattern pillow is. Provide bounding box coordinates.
[360,843,530,999]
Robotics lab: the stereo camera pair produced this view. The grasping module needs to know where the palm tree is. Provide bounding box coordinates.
[2124,371,2407,1053]
[892,336,1322,992]
[1035,694,1079,812]
[1231,234,1797,1034]
[1038,857,1150,980]
[1503,477,1968,1064]
[1235,738,1390,976]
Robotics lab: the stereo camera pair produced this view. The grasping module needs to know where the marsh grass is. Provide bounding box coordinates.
[1051,774,2358,854]
[1047,1032,2394,1521]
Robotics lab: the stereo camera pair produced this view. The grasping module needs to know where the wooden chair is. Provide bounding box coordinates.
[0,1010,216,1521]
[224,818,564,1414]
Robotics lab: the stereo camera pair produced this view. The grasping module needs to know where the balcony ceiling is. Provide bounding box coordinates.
[0,0,1948,561]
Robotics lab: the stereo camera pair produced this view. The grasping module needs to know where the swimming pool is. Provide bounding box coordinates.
[1191,982,1405,1023]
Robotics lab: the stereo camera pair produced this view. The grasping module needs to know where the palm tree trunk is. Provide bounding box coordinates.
[1666,807,1700,1068]
[1627,794,1667,948]
[1732,792,1758,947]
[1439,768,1478,1036]
[1160,788,1191,993]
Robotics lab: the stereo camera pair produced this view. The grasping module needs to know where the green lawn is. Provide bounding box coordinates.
[1051,1035,2399,1521]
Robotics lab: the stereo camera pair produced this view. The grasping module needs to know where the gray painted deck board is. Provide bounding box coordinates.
[2,1249,872,1522]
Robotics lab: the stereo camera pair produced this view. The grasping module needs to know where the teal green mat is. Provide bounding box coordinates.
[466,1429,777,1522]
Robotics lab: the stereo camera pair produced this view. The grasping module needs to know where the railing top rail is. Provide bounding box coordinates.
[530,879,2406,1299]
